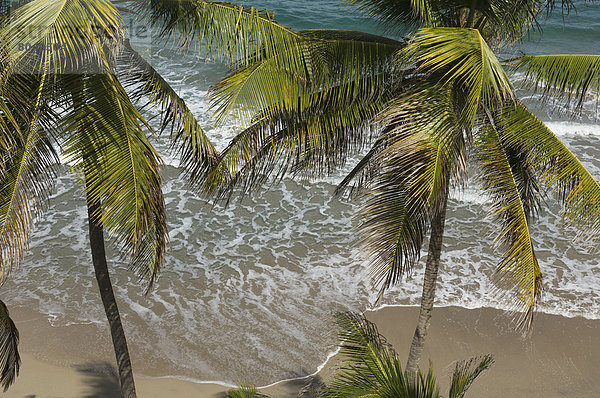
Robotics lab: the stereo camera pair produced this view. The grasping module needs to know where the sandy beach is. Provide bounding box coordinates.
[5,305,599,397]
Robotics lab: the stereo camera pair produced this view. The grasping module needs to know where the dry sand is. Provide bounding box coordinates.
[5,305,600,397]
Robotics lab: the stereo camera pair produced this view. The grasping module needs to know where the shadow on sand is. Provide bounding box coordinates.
[69,364,325,398]
[73,361,122,398]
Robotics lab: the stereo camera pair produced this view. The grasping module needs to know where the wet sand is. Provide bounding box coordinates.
[5,305,600,397]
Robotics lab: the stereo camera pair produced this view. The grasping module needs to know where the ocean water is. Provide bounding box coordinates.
[4,0,600,387]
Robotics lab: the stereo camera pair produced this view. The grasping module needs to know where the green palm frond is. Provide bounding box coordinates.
[300,29,404,46]
[322,312,493,398]
[335,139,386,198]
[0,98,20,154]
[0,74,59,281]
[475,111,543,330]
[118,40,219,182]
[139,0,309,69]
[401,27,513,126]
[1,0,124,75]
[209,31,400,127]
[208,41,317,126]
[205,30,402,200]
[205,72,393,200]
[356,85,465,294]
[460,0,548,42]
[0,300,19,392]
[448,354,494,398]
[357,163,430,296]
[344,0,434,29]
[500,102,600,241]
[228,385,268,398]
[320,312,439,398]
[61,74,167,287]
[345,0,547,42]
[204,101,381,200]
[512,54,600,110]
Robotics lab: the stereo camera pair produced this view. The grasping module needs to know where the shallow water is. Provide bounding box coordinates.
[4,0,600,387]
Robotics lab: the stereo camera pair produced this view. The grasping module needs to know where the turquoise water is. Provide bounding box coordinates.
[3,1,600,387]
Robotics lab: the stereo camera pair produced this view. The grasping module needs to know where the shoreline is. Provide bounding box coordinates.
[6,304,600,397]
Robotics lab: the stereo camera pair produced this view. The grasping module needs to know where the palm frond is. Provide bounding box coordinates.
[208,41,317,126]
[474,111,543,330]
[118,40,219,182]
[448,354,494,398]
[512,54,600,111]
[0,74,59,281]
[205,73,392,201]
[209,31,400,127]
[320,312,440,398]
[228,384,268,398]
[463,0,548,43]
[204,30,402,201]
[0,300,19,392]
[1,0,124,75]
[138,0,310,69]
[345,0,547,42]
[344,0,434,30]
[400,27,513,126]
[356,85,466,295]
[61,73,167,287]
[334,136,387,198]
[499,101,600,242]
[300,29,404,46]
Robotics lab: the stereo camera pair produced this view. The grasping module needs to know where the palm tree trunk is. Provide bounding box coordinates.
[71,76,138,397]
[466,0,479,27]
[86,194,137,398]
[405,190,449,375]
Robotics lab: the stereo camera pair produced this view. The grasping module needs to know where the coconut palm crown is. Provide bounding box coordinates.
[201,0,600,374]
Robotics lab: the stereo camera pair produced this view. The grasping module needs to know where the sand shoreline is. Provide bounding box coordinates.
[6,305,600,397]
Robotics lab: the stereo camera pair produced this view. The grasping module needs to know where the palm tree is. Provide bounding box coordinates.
[0,300,19,392]
[321,312,493,398]
[203,0,600,375]
[0,0,314,394]
[227,312,494,398]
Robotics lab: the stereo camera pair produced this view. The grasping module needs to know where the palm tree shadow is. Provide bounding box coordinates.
[73,362,122,398]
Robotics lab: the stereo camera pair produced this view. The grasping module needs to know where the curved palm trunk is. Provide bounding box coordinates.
[71,76,137,397]
[405,190,449,375]
[86,195,137,398]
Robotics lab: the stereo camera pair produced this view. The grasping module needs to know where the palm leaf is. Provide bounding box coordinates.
[356,85,465,296]
[320,312,440,398]
[0,300,19,392]
[400,27,513,127]
[209,30,400,127]
[208,41,316,126]
[205,30,402,200]
[138,0,310,70]
[334,139,386,198]
[228,385,268,398]
[448,354,494,398]
[61,73,167,287]
[344,0,435,30]
[118,40,219,182]
[499,101,600,241]
[346,0,547,42]
[512,54,600,111]
[1,0,124,75]
[475,110,543,330]
[205,74,392,200]
[0,73,59,281]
